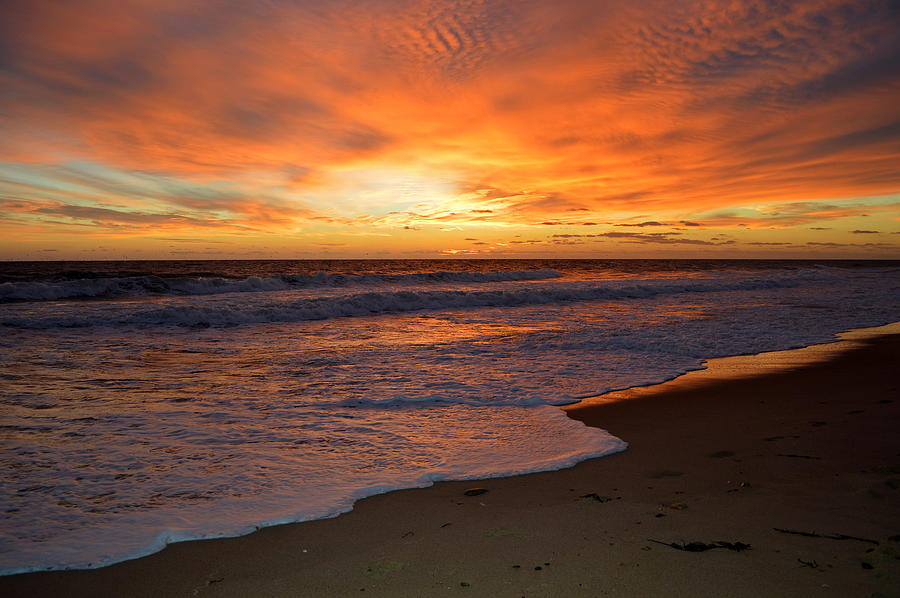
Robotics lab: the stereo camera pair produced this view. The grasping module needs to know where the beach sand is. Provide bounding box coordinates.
[3,333,899,597]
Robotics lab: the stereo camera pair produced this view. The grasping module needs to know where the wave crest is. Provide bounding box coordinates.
[1,274,817,329]
[0,269,563,303]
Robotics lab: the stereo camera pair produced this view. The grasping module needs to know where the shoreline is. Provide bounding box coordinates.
[3,328,900,596]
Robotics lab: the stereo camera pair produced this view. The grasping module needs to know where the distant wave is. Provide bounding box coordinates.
[1,274,824,329]
[0,269,563,303]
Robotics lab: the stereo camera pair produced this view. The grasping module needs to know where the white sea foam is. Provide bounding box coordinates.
[0,403,624,574]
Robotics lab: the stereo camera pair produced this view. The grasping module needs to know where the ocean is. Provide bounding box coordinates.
[2,259,899,574]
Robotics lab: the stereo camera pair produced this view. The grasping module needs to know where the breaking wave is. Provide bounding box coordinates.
[1,274,820,329]
[0,269,562,303]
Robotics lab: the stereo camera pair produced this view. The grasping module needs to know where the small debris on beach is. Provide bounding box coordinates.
[463,488,488,496]
[773,528,880,545]
[365,560,407,575]
[667,502,688,510]
[797,558,818,568]
[579,492,612,503]
[727,481,752,493]
[649,539,751,552]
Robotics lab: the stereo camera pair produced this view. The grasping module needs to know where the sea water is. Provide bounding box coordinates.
[1,259,899,574]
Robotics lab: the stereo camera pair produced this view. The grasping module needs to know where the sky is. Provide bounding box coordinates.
[1,0,898,260]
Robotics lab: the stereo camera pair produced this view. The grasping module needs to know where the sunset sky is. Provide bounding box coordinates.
[1,0,898,260]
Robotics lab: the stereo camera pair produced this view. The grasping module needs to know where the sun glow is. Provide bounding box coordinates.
[313,166,460,218]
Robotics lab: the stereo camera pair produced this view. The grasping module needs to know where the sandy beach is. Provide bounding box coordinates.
[3,332,899,597]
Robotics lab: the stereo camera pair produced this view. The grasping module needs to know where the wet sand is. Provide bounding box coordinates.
[3,332,899,597]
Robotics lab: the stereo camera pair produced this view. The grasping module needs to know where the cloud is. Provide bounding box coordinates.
[0,161,323,233]
[30,202,237,230]
[615,221,664,227]
[1,0,898,256]
[153,237,230,244]
[807,241,891,248]
[595,231,728,246]
[680,198,900,229]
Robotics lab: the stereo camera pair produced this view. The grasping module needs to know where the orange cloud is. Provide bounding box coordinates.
[1,0,898,257]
